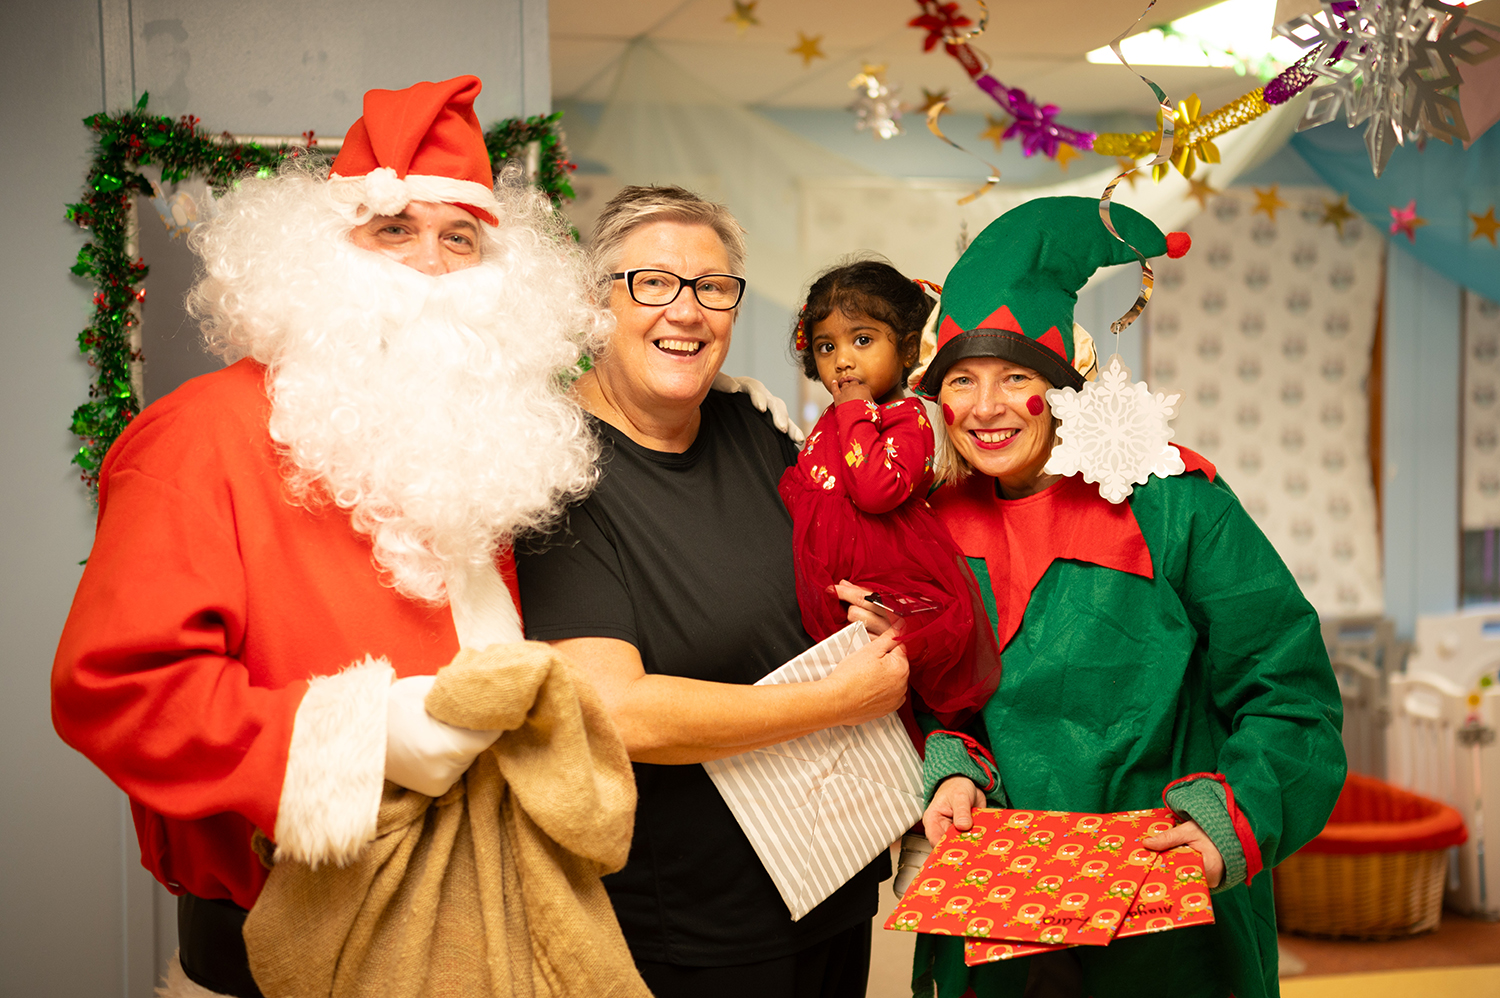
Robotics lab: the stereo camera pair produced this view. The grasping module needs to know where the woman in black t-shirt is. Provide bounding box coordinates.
[516,186,910,998]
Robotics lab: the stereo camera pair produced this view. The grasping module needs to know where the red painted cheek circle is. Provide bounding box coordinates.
[942,403,955,425]
[1026,394,1045,416]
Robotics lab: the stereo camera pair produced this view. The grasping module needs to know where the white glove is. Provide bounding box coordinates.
[384,674,501,797]
[711,372,805,444]
[893,834,934,898]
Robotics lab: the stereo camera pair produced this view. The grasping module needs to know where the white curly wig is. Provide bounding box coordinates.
[187,159,611,604]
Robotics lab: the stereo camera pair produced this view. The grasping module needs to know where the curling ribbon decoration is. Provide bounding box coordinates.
[911,0,1096,159]
[910,1,1333,178]
[1098,0,1173,337]
[926,99,1000,204]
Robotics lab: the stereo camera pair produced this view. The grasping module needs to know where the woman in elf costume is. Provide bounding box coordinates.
[902,197,1345,998]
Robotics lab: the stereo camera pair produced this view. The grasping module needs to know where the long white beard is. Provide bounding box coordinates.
[188,169,607,604]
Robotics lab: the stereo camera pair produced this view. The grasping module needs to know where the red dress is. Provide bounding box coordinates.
[778,397,1000,730]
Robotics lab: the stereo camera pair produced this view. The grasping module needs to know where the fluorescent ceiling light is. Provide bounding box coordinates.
[1086,0,1309,70]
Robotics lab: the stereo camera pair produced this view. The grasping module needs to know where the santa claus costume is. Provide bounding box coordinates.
[52,77,608,998]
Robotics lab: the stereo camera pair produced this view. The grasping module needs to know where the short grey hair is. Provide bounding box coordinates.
[588,186,747,297]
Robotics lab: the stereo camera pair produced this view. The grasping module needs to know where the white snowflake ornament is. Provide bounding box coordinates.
[1043,355,1186,504]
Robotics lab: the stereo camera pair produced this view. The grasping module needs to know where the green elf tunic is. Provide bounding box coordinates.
[915,451,1346,998]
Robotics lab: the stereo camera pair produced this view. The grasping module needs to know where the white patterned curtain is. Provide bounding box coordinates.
[1463,294,1500,531]
[1148,186,1385,616]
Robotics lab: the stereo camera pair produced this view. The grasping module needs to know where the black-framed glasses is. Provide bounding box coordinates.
[611,269,746,311]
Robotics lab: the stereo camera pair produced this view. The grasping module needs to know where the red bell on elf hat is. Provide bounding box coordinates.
[329,75,501,226]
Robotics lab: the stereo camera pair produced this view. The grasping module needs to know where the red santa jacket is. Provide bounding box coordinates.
[53,359,515,908]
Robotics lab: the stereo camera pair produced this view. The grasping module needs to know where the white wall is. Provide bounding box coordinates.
[0,2,545,994]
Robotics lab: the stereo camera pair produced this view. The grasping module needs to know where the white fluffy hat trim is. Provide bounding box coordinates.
[327,169,502,226]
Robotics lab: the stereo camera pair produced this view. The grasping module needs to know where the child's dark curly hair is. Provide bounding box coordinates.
[794,259,934,382]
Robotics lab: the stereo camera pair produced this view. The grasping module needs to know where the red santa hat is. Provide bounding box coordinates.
[329,75,500,226]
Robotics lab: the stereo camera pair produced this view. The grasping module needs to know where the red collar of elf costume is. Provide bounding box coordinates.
[931,448,1216,652]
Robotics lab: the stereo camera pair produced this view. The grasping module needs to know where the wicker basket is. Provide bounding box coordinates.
[1273,773,1466,939]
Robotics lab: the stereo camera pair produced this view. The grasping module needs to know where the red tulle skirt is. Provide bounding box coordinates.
[779,466,1001,731]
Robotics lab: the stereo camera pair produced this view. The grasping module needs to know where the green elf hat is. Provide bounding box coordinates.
[912,196,1190,396]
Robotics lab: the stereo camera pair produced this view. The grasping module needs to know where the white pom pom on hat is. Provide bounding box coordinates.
[360,167,410,217]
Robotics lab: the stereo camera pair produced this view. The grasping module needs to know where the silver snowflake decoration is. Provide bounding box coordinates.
[848,64,904,140]
[1044,355,1186,504]
[1277,1,1500,176]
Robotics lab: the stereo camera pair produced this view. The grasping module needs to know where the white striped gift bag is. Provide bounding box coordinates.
[702,622,925,920]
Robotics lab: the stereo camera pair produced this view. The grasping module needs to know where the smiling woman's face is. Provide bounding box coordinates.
[939,357,1058,497]
[603,220,735,412]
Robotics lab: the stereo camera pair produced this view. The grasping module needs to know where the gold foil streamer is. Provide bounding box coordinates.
[1095,87,1273,177]
[926,101,1000,205]
[1100,0,1174,336]
[1092,130,1159,159]
[1197,87,1272,140]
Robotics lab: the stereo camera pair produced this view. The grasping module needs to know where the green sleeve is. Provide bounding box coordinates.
[1164,777,1246,894]
[918,712,1009,808]
[1169,479,1347,868]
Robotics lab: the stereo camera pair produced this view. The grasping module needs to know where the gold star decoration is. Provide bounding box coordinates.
[920,88,951,116]
[725,1,758,34]
[1184,173,1218,209]
[980,114,1008,151]
[1320,194,1357,237]
[790,31,826,68]
[1252,184,1287,222]
[1472,206,1500,246]
[1055,143,1079,171]
[1115,158,1141,190]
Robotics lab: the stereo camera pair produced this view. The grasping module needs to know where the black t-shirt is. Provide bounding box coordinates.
[516,391,884,966]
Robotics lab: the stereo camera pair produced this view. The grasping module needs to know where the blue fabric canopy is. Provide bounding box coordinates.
[1292,121,1500,304]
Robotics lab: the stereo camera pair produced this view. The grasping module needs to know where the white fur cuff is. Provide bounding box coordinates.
[273,656,393,867]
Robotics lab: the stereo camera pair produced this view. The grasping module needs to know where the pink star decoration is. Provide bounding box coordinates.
[1388,200,1427,243]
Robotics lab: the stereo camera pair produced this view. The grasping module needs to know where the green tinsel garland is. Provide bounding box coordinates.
[66,94,577,498]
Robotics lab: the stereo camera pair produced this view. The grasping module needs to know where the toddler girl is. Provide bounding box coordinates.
[778,260,1000,735]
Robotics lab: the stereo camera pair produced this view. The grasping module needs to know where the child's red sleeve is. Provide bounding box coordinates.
[830,398,934,515]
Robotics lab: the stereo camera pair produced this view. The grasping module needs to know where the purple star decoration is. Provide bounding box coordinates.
[975,76,1097,157]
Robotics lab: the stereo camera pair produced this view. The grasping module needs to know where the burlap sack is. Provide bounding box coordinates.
[244,643,648,998]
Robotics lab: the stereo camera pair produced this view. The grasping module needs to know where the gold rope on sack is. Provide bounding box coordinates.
[1099,0,1174,336]
[927,101,1001,205]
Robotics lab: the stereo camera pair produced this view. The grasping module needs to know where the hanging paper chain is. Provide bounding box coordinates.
[66,96,577,499]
